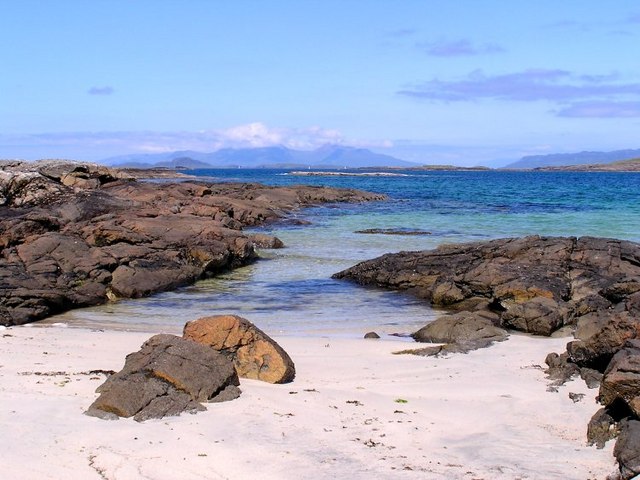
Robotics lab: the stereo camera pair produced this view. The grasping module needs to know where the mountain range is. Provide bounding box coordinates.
[102,145,417,169]
[102,145,640,170]
[504,148,640,169]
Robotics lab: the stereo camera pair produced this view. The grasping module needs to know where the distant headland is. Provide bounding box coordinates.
[99,145,640,172]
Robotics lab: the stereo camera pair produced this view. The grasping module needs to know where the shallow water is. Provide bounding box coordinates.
[44,169,640,337]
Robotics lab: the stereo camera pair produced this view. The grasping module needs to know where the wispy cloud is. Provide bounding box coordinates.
[219,122,358,149]
[556,101,640,118]
[418,39,504,57]
[0,123,392,161]
[87,86,114,95]
[544,12,640,35]
[543,19,593,32]
[398,69,640,114]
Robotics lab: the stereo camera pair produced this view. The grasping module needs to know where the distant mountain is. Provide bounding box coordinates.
[535,157,640,172]
[102,145,416,169]
[505,148,640,169]
[154,157,216,169]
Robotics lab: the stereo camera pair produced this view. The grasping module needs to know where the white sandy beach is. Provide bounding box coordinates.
[0,325,617,480]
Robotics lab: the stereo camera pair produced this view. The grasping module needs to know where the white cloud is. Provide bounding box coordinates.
[222,122,285,147]
[0,123,394,161]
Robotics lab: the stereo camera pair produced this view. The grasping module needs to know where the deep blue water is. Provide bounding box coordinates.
[46,169,640,337]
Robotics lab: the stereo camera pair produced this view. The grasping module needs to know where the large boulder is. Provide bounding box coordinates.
[412,311,507,348]
[183,315,296,384]
[86,334,240,421]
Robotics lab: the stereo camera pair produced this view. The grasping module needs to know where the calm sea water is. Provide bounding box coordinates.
[45,169,640,337]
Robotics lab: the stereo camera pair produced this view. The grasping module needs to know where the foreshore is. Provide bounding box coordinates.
[0,324,615,480]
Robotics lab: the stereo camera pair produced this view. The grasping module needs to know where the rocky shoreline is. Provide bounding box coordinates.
[0,160,384,326]
[2,161,637,476]
[334,235,640,478]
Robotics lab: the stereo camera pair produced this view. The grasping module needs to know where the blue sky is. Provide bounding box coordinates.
[1,1,640,166]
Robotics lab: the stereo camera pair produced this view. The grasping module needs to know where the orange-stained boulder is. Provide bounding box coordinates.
[184,315,295,384]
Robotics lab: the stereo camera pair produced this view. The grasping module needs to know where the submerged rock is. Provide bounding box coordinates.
[86,334,240,421]
[354,228,432,236]
[183,315,296,384]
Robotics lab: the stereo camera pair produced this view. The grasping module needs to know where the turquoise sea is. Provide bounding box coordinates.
[46,169,640,337]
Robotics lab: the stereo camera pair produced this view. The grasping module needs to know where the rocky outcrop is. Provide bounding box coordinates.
[183,315,295,384]
[335,235,640,476]
[411,311,508,353]
[86,334,240,421]
[334,235,640,338]
[1,160,384,326]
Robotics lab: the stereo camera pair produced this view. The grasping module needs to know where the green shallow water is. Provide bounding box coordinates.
[44,169,640,337]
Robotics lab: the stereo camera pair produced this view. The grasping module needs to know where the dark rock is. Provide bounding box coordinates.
[614,419,640,480]
[132,390,207,422]
[599,340,640,418]
[335,234,640,457]
[393,345,446,357]
[574,311,613,342]
[183,315,296,384]
[580,368,603,389]
[568,392,585,403]
[364,331,380,339]
[86,334,240,421]
[500,296,564,336]
[412,312,507,345]
[334,236,640,340]
[335,234,640,366]
[431,281,466,306]
[394,340,496,357]
[567,313,640,371]
[248,233,285,249]
[587,407,620,448]
[270,213,640,477]
[1,161,384,326]
[0,160,124,207]
[280,218,312,226]
[396,311,507,356]
[545,352,580,388]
